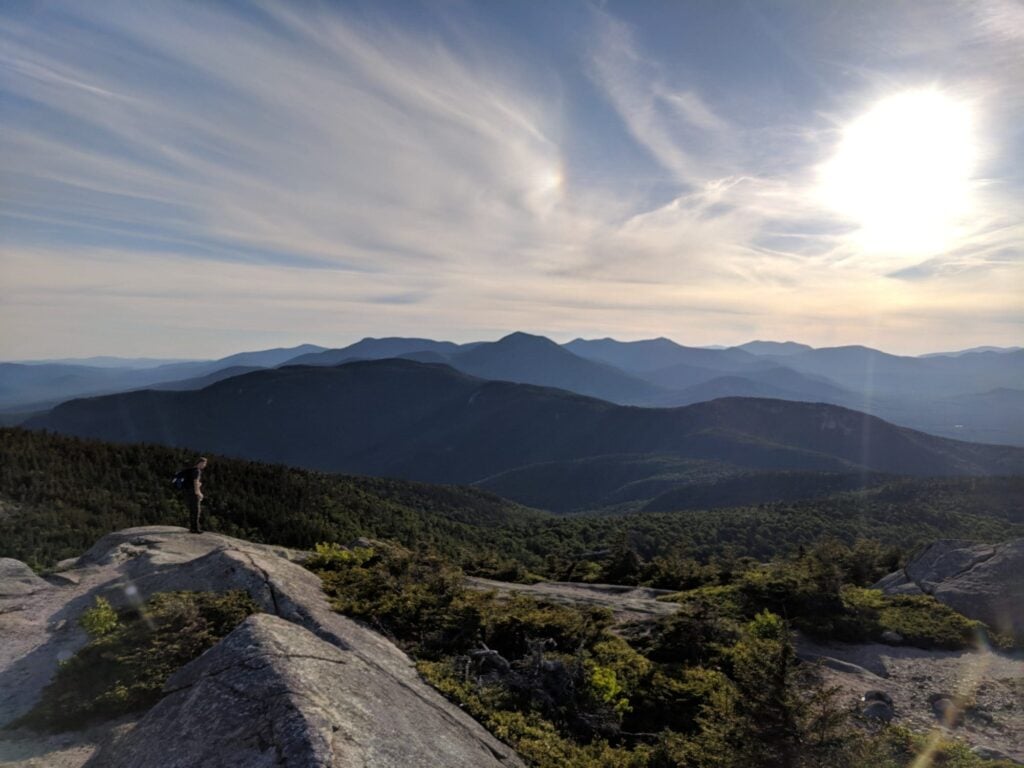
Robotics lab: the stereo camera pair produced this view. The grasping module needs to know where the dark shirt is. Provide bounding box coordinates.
[182,467,202,497]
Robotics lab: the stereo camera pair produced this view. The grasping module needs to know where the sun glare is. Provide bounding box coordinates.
[820,89,978,257]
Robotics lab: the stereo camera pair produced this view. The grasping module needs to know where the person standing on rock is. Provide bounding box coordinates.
[181,457,208,534]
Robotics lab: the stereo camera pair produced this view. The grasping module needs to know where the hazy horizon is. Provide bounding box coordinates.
[4,329,1022,365]
[2,1,1021,359]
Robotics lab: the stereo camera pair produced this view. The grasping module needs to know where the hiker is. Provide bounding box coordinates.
[181,457,208,534]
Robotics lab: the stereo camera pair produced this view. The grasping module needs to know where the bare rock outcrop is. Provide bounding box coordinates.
[0,527,522,768]
[798,638,1024,763]
[0,559,51,598]
[92,614,515,768]
[874,539,1024,639]
[466,576,676,622]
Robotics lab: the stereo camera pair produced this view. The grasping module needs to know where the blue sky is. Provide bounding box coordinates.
[1,0,1021,358]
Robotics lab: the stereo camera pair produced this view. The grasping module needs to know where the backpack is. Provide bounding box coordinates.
[171,469,190,490]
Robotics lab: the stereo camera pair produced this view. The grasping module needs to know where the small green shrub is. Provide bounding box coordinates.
[306,541,376,571]
[79,596,119,638]
[587,664,630,715]
[871,592,983,649]
[834,588,984,649]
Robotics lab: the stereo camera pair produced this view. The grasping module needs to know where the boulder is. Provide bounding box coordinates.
[930,695,962,727]
[905,540,998,591]
[874,539,1024,639]
[0,559,51,598]
[88,614,519,768]
[862,690,893,707]
[861,700,894,722]
[872,570,922,596]
[859,690,895,722]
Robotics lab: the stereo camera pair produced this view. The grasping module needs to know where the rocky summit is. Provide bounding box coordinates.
[0,527,523,768]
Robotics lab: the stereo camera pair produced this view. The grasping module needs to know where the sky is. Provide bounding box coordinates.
[1,0,1022,359]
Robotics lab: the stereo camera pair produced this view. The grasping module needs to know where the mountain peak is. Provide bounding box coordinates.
[459,333,573,364]
[495,331,556,346]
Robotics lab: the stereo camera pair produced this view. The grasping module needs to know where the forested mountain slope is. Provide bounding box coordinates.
[3,428,1022,573]
[26,361,1024,493]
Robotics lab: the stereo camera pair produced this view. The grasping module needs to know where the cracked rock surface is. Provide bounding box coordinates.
[875,538,1024,639]
[0,527,522,768]
[93,614,517,768]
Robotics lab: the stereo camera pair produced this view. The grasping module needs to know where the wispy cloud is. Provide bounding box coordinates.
[587,12,734,186]
[9,8,538,243]
[0,0,1020,357]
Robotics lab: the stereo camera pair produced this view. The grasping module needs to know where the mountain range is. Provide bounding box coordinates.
[0,345,326,411]
[27,358,1024,512]
[5,333,1023,446]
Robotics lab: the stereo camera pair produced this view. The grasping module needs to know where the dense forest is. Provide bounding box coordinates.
[3,428,1022,581]
[0,427,546,569]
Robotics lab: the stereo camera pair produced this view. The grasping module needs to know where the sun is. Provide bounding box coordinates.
[820,89,978,257]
